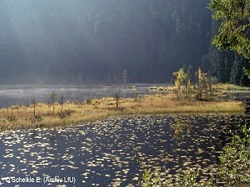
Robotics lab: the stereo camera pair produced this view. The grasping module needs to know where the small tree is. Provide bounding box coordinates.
[186,78,192,98]
[30,98,37,117]
[196,68,212,100]
[114,91,120,110]
[208,77,215,99]
[197,68,203,100]
[49,91,57,114]
[58,95,64,114]
[172,68,214,100]
[172,68,190,99]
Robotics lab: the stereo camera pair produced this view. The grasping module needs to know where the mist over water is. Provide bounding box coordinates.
[0,84,157,107]
[0,84,247,108]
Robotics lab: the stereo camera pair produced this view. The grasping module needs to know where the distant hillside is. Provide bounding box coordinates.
[0,0,219,84]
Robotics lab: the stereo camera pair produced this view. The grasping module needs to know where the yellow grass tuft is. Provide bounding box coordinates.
[0,93,245,131]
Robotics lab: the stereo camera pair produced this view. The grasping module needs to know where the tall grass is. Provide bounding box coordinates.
[0,94,244,131]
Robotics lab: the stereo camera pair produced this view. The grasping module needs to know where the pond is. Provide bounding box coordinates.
[0,84,248,108]
[0,115,237,186]
[0,84,160,108]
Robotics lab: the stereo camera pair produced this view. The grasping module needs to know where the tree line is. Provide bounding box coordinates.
[0,0,248,85]
[205,0,250,86]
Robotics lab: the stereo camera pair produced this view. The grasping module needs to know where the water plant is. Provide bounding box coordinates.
[170,120,191,140]
[218,123,250,186]
[141,168,167,187]
[175,170,214,187]
[141,168,214,187]
[140,121,250,187]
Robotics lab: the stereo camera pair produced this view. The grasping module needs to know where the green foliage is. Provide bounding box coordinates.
[173,68,188,88]
[141,168,214,187]
[218,123,250,185]
[140,168,167,187]
[140,121,250,186]
[0,0,214,84]
[230,56,242,85]
[176,170,214,187]
[196,68,213,100]
[172,68,191,99]
[205,45,250,86]
[172,68,214,100]
[209,0,250,77]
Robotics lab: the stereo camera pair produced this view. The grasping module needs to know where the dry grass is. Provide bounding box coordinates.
[214,83,250,90]
[0,94,244,131]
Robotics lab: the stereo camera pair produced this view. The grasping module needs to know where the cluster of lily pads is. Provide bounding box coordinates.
[0,114,242,186]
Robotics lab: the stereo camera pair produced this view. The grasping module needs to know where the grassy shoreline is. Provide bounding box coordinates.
[0,93,245,131]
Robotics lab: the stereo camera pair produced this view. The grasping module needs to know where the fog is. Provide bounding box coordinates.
[0,0,212,84]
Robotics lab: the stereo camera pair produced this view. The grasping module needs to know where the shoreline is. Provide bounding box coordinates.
[0,94,245,131]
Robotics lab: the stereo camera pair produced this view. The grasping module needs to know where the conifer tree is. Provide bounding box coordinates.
[209,0,250,77]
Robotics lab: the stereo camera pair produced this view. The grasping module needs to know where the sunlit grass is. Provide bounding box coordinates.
[214,83,250,90]
[0,93,244,131]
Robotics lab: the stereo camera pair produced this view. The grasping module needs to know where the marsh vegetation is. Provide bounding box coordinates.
[0,84,248,186]
[0,85,245,131]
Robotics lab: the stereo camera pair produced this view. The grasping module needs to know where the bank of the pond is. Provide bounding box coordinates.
[0,94,245,131]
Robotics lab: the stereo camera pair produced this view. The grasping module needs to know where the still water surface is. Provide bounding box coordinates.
[0,84,155,108]
[0,115,230,186]
[0,84,248,108]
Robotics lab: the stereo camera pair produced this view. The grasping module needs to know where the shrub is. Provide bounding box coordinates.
[218,123,250,185]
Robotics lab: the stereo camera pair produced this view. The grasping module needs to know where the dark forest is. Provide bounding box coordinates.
[0,0,249,85]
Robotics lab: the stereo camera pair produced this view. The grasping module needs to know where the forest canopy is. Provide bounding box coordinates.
[0,0,212,84]
[209,0,250,77]
[0,0,249,85]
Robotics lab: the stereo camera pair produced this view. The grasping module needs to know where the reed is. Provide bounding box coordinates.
[0,94,244,131]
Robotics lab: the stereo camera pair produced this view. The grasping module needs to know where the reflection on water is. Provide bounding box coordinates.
[0,115,230,186]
